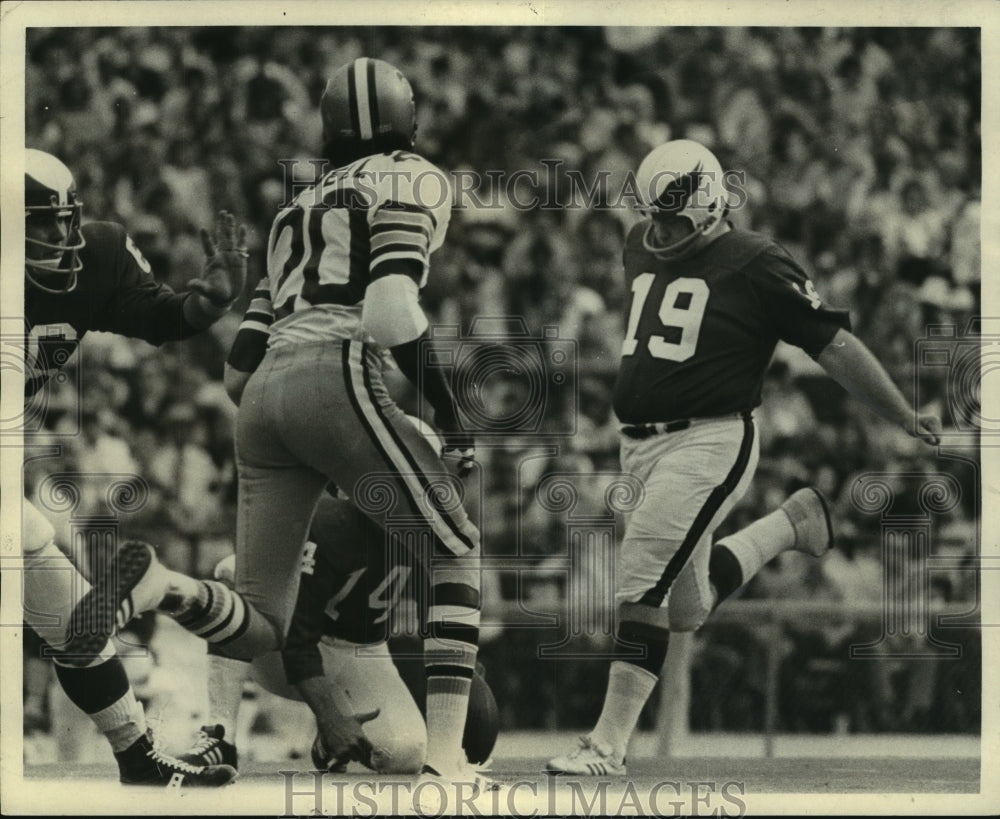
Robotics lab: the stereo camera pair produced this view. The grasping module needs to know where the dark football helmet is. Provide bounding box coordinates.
[25,149,86,293]
[319,57,417,166]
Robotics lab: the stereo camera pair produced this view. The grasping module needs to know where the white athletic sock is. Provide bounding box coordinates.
[590,661,658,759]
[91,688,148,753]
[424,674,474,772]
[205,653,249,738]
[715,506,796,583]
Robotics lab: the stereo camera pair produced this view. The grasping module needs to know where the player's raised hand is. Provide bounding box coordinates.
[911,412,943,447]
[188,210,249,307]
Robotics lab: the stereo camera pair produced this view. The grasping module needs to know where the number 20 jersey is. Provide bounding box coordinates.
[612,224,851,425]
[263,150,452,350]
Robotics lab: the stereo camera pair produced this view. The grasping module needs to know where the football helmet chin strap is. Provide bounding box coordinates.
[640,207,724,260]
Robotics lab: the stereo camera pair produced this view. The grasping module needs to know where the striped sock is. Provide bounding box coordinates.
[168,579,265,649]
[173,580,243,638]
[169,580,280,656]
[423,572,480,772]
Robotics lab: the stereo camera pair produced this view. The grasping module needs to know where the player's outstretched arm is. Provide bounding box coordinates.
[183,210,250,329]
[816,327,942,445]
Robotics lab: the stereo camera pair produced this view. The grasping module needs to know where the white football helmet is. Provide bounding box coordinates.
[635,139,730,259]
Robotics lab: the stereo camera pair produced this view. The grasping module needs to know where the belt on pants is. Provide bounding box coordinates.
[620,410,752,440]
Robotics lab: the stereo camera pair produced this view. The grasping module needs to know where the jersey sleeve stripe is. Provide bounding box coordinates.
[370,253,427,281]
[371,231,429,254]
[248,295,274,313]
[250,289,271,311]
[370,220,430,239]
[369,257,424,284]
[244,306,274,321]
[371,246,427,263]
[378,201,438,229]
[239,320,272,335]
[371,208,434,231]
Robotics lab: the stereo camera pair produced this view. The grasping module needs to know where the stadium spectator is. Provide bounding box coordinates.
[25,25,980,739]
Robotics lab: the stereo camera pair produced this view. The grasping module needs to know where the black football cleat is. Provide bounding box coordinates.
[117,731,237,787]
[178,724,239,769]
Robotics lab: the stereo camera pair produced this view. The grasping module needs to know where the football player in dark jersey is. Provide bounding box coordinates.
[180,492,498,776]
[547,139,943,775]
[21,148,247,786]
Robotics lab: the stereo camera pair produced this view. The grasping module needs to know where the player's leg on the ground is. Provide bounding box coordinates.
[302,341,483,782]
[420,543,481,776]
[177,647,245,768]
[52,647,235,786]
[549,415,758,774]
[22,501,235,785]
[323,403,480,778]
[320,638,428,773]
[177,553,260,768]
[52,645,146,762]
[708,486,834,605]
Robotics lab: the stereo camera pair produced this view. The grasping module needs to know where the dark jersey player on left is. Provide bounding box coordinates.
[20,148,247,787]
[24,149,244,395]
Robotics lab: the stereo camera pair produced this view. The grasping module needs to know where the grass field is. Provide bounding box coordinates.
[10,732,986,816]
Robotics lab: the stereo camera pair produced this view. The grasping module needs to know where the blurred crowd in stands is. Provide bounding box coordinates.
[25,26,980,737]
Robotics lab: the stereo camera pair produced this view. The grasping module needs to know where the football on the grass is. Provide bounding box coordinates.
[463,670,499,764]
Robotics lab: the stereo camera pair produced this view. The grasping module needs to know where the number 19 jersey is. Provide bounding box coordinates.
[612,224,851,424]
[264,150,452,350]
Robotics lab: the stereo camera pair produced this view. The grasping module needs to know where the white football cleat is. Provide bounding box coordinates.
[545,735,626,776]
[413,759,499,814]
[781,487,834,558]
